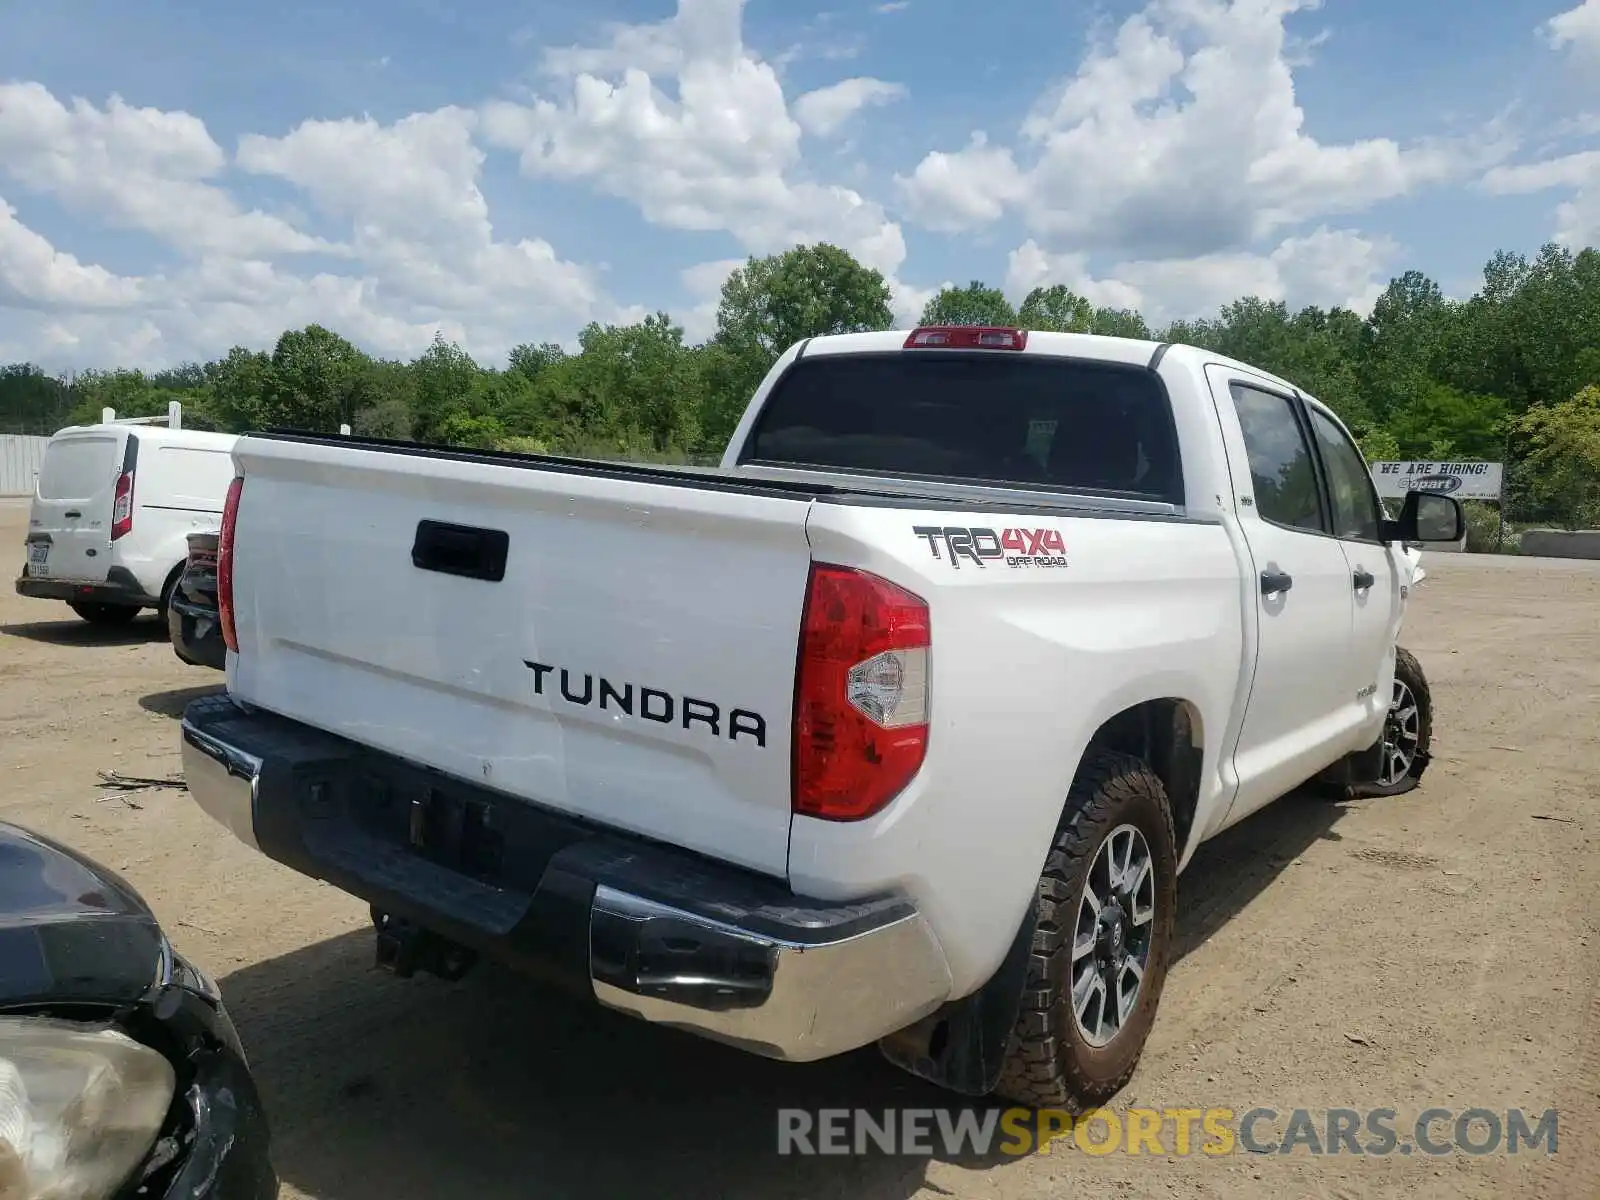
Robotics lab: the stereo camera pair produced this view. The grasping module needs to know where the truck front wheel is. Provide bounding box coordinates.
[993,750,1178,1111]
[1350,646,1433,798]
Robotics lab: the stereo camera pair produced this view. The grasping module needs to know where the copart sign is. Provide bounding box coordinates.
[1370,461,1503,503]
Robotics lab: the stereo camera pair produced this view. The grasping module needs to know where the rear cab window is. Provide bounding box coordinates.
[37,434,121,501]
[740,351,1184,505]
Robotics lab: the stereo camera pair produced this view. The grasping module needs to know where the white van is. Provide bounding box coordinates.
[15,405,239,625]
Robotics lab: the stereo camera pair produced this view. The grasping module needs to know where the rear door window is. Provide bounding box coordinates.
[742,352,1183,504]
[36,435,119,501]
[1228,384,1326,535]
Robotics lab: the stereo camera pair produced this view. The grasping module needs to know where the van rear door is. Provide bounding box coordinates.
[26,430,132,584]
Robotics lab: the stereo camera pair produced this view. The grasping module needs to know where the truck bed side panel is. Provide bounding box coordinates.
[789,500,1245,995]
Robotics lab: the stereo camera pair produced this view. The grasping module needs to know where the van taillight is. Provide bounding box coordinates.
[793,564,930,821]
[110,470,135,540]
[217,476,243,654]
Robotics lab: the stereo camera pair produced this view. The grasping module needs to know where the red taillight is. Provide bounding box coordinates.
[793,564,931,822]
[217,475,243,654]
[903,325,1027,350]
[110,470,135,540]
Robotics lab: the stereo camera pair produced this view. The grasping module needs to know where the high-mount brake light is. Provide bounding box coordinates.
[217,475,244,654]
[793,564,931,822]
[903,325,1028,351]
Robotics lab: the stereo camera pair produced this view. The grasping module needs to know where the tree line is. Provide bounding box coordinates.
[2,240,1596,537]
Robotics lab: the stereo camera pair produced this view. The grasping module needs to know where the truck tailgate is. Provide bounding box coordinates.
[226,437,816,878]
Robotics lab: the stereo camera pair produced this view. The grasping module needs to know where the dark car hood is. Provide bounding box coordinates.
[0,822,165,1009]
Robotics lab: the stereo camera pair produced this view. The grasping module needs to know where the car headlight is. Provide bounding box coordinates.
[0,1016,175,1200]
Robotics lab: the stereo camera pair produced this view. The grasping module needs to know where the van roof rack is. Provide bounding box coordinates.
[100,400,183,430]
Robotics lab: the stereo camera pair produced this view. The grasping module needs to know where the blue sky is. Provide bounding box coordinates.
[0,0,1596,370]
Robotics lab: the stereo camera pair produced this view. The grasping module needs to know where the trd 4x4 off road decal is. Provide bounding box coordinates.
[913,526,1068,569]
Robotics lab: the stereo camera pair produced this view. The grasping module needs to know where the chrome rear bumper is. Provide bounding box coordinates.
[180,697,952,1062]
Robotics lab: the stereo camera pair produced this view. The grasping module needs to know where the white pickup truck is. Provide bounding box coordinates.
[180,325,1463,1109]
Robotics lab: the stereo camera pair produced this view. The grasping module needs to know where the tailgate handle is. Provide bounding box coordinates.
[64,510,82,519]
[411,520,509,583]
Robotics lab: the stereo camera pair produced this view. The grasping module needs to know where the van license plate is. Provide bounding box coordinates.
[26,542,49,577]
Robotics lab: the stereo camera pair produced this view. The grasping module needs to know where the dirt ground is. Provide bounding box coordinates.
[1,494,1597,1200]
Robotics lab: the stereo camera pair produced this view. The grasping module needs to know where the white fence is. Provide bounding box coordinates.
[0,435,48,496]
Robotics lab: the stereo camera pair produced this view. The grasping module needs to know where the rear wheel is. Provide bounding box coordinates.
[69,601,142,626]
[993,750,1178,1110]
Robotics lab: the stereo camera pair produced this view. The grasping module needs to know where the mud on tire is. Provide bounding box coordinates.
[992,749,1179,1111]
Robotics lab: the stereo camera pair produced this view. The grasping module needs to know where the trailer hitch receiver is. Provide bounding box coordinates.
[372,909,478,982]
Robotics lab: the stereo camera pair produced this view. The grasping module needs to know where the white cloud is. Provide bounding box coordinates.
[236,108,602,324]
[0,1,924,372]
[0,199,144,312]
[898,133,1028,233]
[888,278,940,327]
[1467,8,1600,251]
[478,0,907,279]
[0,82,334,259]
[0,0,1569,374]
[897,0,1511,259]
[1006,227,1400,327]
[0,84,621,370]
[1481,151,1600,249]
[794,78,907,137]
[678,257,745,342]
[1543,0,1600,55]
[1482,150,1600,195]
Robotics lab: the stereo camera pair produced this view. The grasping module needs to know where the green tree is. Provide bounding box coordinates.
[1019,285,1093,332]
[1359,271,1452,424]
[508,341,567,384]
[151,362,208,391]
[714,243,893,363]
[0,363,75,433]
[693,341,756,455]
[709,243,893,433]
[409,334,482,444]
[1385,382,1507,460]
[206,348,278,431]
[1512,386,1600,528]
[1089,307,1151,339]
[1,236,1597,543]
[269,324,373,431]
[1208,297,1297,372]
[68,369,162,425]
[919,281,1016,327]
[349,360,418,438]
[534,314,702,455]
